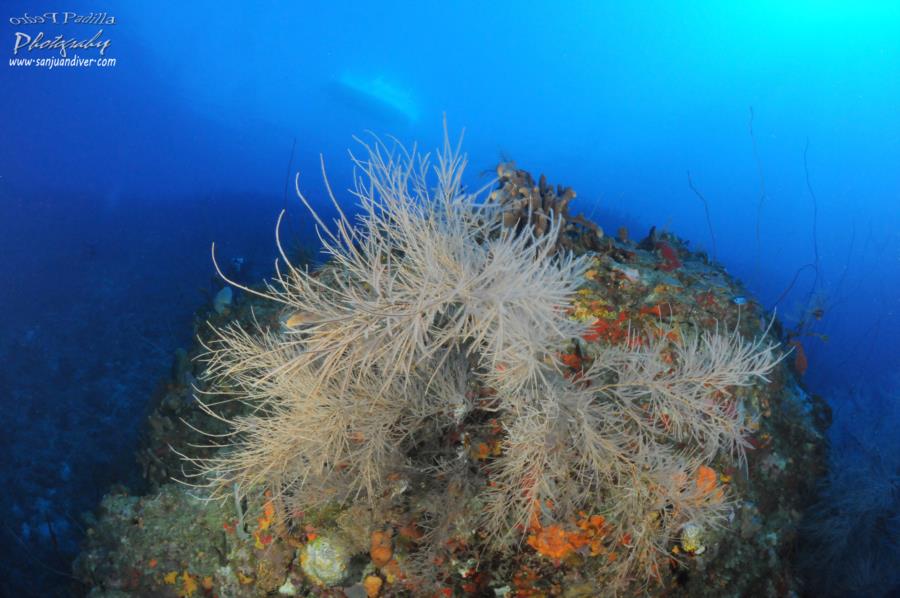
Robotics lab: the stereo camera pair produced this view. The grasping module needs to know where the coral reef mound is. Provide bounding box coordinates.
[74,129,829,597]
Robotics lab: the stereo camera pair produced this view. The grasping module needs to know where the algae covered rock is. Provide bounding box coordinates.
[74,484,299,597]
[75,150,828,597]
[299,535,352,586]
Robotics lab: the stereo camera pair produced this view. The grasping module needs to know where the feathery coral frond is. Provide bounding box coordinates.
[187,123,781,589]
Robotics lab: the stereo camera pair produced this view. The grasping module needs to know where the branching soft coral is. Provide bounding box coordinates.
[183,123,588,511]
[184,123,781,589]
[480,325,779,584]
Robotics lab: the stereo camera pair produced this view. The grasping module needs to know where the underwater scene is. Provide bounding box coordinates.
[1,2,899,597]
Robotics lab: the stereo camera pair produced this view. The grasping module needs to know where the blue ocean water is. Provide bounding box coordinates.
[1,1,898,595]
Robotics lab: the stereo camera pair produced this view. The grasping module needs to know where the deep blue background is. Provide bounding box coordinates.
[1,1,898,595]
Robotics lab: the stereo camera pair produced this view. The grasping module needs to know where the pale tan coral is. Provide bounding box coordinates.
[183,123,781,589]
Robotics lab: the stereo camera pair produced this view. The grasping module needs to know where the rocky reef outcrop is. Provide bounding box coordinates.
[74,161,828,598]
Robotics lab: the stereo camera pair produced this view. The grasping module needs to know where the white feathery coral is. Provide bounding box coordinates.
[184,122,781,588]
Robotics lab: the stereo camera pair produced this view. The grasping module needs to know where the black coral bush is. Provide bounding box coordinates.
[186,126,781,587]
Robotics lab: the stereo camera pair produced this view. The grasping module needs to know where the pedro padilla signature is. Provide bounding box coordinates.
[8,11,115,58]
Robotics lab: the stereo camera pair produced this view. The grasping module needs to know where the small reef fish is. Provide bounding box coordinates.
[731,296,747,306]
[611,262,641,283]
[282,311,318,329]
